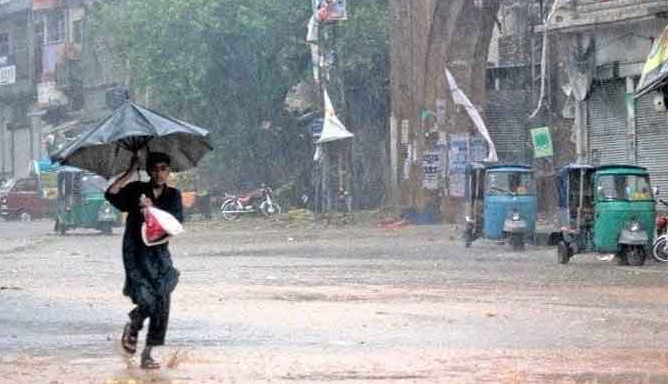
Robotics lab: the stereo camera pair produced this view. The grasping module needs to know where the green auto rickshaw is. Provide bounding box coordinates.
[54,168,121,235]
[556,164,656,266]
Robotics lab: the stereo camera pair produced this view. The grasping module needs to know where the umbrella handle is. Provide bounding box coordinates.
[130,152,141,180]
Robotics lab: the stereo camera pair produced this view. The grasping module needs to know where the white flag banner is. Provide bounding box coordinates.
[313,144,323,162]
[317,89,353,143]
[445,68,498,163]
[310,43,320,82]
[307,12,320,83]
[306,14,318,43]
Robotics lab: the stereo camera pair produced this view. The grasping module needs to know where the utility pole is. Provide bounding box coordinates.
[0,110,6,177]
[311,0,351,216]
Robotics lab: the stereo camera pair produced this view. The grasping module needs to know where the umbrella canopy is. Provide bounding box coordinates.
[51,102,213,178]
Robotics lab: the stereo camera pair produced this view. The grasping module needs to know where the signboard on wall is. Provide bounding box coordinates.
[530,126,554,158]
[448,133,469,197]
[0,65,15,85]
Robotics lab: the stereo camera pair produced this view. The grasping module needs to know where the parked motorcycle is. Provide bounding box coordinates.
[220,186,281,221]
[651,199,668,262]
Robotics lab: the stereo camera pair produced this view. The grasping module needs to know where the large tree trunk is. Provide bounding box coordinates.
[389,0,500,221]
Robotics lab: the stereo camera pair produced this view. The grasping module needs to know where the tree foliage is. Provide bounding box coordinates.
[90,0,389,199]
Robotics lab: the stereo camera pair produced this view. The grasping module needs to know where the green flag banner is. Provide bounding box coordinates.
[531,126,553,158]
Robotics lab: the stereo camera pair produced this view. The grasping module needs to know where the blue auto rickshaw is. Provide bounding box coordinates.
[464,164,537,251]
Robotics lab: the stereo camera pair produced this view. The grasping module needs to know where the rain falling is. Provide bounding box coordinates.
[2,0,668,383]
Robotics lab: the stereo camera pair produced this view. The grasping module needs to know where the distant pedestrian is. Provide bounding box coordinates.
[105,152,183,369]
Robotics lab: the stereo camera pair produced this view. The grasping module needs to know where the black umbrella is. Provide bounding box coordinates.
[51,101,213,178]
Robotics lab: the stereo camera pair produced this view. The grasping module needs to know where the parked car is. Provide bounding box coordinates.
[0,175,57,221]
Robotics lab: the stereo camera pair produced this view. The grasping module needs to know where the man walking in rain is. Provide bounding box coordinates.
[105,152,183,369]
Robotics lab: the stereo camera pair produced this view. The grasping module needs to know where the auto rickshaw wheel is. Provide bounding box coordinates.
[625,245,646,267]
[615,251,629,266]
[100,224,113,235]
[464,226,473,248]
[509,233,524,252]
[557,241,570,264]
[19,211,31,222]
[55,219,67,235]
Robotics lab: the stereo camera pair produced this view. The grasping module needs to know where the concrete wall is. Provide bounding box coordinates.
[576,0,667,22]
[0,103,42,178]
[591,19,665,75]
[80,17,128,124]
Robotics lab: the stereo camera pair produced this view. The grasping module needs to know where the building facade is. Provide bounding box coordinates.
[0,0,124,179]
[544,0,668,194]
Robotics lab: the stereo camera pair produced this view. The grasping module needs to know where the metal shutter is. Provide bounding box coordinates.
[636,91,668,200]
[588,80,627,165]
[486,90,530,163]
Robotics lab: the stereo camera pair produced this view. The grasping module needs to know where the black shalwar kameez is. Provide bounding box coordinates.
[106,181,183,346]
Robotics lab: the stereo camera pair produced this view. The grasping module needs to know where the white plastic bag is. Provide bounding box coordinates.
[141,206,184,247]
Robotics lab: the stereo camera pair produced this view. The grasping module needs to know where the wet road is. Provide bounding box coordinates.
[0,219,54,239]
[2,221,668,383]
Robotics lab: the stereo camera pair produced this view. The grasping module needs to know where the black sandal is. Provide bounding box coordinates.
[141,355,160,370]
[121,323,138,354]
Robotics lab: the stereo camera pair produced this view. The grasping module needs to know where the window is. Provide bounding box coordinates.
[1,179,13,192]
[34,20,45,46]
[486,171,535,195]
[14,178,37,192]
[35,11,66,45]
[47,12,65,44]
[0,32,8,56]
[597,174,653,201]
[82,175,106,192]
[72,19,82,44]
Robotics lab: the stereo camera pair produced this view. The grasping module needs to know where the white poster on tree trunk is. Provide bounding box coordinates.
[448,133,469,197]
[422,151,442,190]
